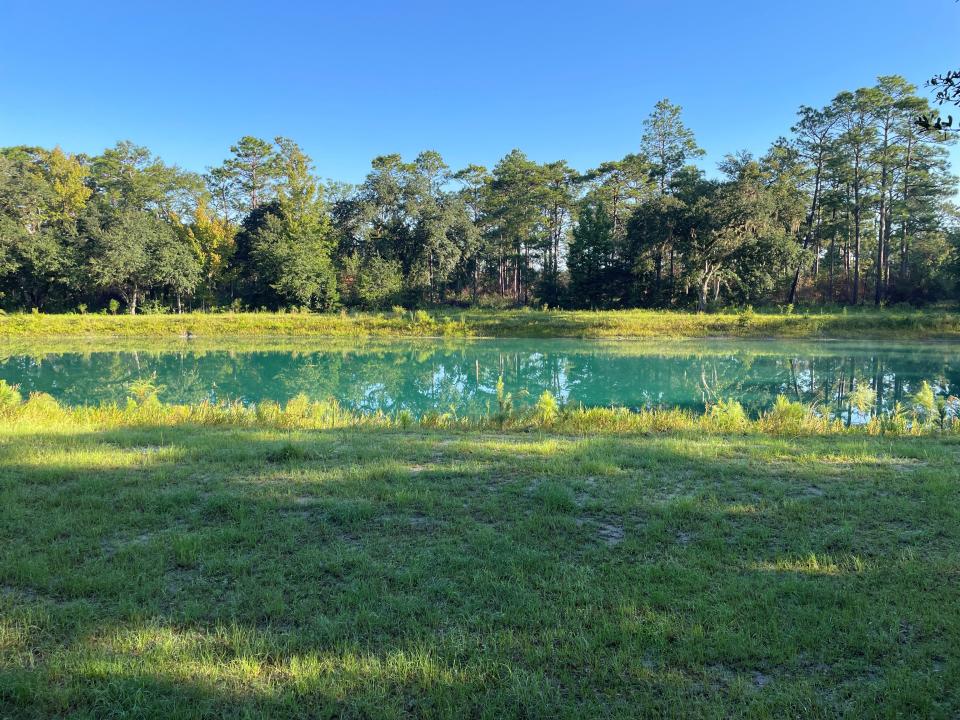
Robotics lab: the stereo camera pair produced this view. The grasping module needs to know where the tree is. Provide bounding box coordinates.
[451,164,491,302]
[639,99,705,296]
[487,150,544,303]
[214,136,280,215]
[567,203,616,307]
[786,106,838,303]
[45,147,92,227]
[355,254,403,309]
[184,197,235,306]
[641,99,705,195]
[582,154,652,239]
[92,141,200,217]
[249,210,338,309]
[832,90,877,305]
[338,151,472,304]
[917,70,960,132]
[232,139,339,310]
[88,209,199,314]
[535,160,578,306]
[668,156,796,311]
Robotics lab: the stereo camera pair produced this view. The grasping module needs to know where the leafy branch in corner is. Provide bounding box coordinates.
[916,70,960,132]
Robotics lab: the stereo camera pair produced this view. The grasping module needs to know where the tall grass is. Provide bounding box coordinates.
[2,307,960,340]
[0,380,954,438]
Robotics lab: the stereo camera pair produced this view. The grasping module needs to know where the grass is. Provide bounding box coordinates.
[2,306,960,340]
[1,397,959,717]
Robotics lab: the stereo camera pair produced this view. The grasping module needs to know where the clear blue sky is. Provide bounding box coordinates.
[1,0,957,183]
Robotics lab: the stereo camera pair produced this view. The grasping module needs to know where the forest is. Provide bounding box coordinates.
[0,75,956,314]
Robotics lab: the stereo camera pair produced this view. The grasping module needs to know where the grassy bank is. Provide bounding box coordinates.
[1,396,959,717]
[2,307,960,340]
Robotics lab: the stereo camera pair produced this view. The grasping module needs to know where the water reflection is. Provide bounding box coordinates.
[0,339,955,420]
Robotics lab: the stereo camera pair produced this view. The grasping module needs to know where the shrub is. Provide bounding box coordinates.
[0,380,22,408]
[883,402,909,435]
[420,410,455,429]
[255,400,282,424]
[22,392,64,418]
[284,394,313,420]
[705,398,749,433]
[848,385,877,416]
[495,375,513,419]
[760,395,821,435]
[266,442,314,463]
[127,375,163,407]
[533,390,559,427]
[911,381,936,426]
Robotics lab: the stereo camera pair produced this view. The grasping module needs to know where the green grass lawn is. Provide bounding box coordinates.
[2,306,960,340]
[1,414,958,718]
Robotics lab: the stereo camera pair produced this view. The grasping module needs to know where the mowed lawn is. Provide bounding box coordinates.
[0,420,958,718]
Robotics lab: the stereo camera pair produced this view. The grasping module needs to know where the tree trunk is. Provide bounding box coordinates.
[788,151,824,304]
[875,121,890,306]
[852,191,861,306]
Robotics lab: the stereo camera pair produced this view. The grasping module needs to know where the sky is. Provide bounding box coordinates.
[1,0,958,184]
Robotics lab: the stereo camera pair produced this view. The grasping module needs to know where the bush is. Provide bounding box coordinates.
[266,442,314,463]
[127,376,163,407]
[760,395,823,435]
[911,381,936,425]
[0,380,22,408]
[533,390,559,427]
[705,398,748,433]
[495,375,513,420]
[848,385,877,416]
[22,392,63,418]
[356,256,403,309]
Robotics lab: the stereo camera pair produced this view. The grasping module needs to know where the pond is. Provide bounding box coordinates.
[1,338,957,419]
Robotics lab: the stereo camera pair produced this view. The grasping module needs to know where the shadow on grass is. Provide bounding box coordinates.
[0,424,957,718]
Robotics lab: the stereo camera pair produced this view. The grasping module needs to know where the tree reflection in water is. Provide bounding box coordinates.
[0,339,955,422]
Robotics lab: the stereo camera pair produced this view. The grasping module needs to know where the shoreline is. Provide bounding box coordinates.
[2,308,960,341]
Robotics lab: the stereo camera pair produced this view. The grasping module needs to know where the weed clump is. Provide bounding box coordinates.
[706,398,749,433]
[0,380,22,408]
[265,442,315,463]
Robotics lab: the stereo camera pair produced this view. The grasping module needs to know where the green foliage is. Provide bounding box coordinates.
[534,390,560,426]
[495,374,513,418]
[911,380,937,425]
[89,209,200,314]
[7,408,959,716]
[706,398,749,432]
[0,78,956,313]
[0,379,22,407]
[849,384,877,415]
[760,395,825,434]
[567,203,618,308]
[348,254,403,309]
[126,375,163,409]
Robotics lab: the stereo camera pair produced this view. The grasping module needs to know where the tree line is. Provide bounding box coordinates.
[0,75,956,314]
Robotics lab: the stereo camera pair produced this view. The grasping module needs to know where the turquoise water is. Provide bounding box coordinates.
[1,339,957,417]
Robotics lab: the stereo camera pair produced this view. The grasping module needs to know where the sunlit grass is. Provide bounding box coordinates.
[0,394,958,716]
[2,307,960,341]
